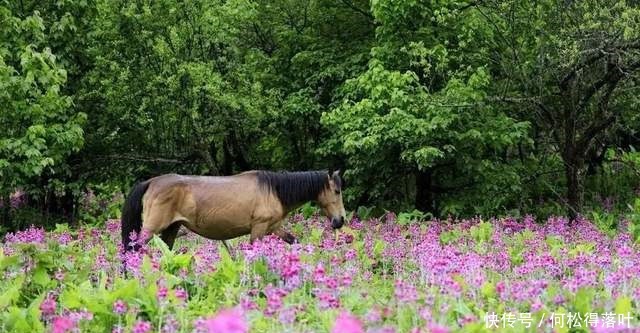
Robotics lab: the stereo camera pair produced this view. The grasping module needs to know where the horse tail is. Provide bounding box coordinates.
[121,180,150,253]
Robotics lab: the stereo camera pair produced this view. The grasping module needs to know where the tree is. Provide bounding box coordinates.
[480,0,640,218]
[0,7,85,224]
[322,0,529,215]
[76,0,274,178]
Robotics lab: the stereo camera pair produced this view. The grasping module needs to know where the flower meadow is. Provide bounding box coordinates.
[1,213,639,332]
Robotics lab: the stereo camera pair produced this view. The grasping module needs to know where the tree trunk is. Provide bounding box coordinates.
[197,141,218,175]
[563,151,584,221]
[221,138,233,175]
[561,98,583,221]
[61,189,75,224]
[415,169,435,215]
[228,130,250,171]
[0,195,10,230]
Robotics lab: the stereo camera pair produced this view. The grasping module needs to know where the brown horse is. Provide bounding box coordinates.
[120,170,345,253]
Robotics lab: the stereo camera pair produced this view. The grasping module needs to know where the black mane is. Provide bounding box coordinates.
[256,170,330,209]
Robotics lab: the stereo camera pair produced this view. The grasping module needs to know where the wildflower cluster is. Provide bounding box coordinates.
[1,213,639,332]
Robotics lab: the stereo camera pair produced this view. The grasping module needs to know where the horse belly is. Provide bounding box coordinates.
[187,212,253,240]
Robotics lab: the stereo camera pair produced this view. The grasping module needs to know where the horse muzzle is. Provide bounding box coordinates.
[331,216,345,229]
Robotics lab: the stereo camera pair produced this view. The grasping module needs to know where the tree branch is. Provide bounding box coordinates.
[577,78,618,149]
[577,63,623,112]
[98,155,188,164]
[578,115,616,151]
[338,0,375,22]
[559,51,607,91]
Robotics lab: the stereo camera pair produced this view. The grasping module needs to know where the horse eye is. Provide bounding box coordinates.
[335,190,341,195]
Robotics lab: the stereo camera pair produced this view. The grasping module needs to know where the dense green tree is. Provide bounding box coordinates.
[322,0,529,215]
[0,6,85,224]
[479,0,640,218]
[75,0,267,177]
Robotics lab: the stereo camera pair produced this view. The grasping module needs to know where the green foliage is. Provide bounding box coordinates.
[297,202,319,219]
[2,0,640,229]
[321,0,530,215]
[572,288,594,316]
[439,230,461,246]
[76,185,123,226]
[396,209,429,225]
[355,206,375,220]
[0,7,85,194]
[591,210,618,236]
[469,221,493,244]
[627,198,640,243]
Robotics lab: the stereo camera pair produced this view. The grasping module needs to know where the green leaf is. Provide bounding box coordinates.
[171,253,193,269]
[60,287,83,309]
[0,283,22,308]
[481,282,495,298]
[6,307,32,333]
[32,267,50,287]
[1,254,20,270]
[615,296,632,316]
[573,288,593,315]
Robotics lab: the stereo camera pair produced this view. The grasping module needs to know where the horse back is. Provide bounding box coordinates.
[144,173,284,240]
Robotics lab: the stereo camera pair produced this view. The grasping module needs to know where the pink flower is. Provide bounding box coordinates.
[365,308,381,323]
[4,225,46,245]
[157,285,168,301]
[345,249,357,260]
[112,300,127,315]
[316,290,340,309]
[106,219,120,234]
[264,286,285,316]
[531,299,543,312]
[325,277,338,289]
[40,296,57,316]
[240,297,258,311]
[132,320,152,333]
[331,311,364,333]
[427,323,450,333]
[174,287,188,303]
[341,273,353,287]
[51,316,75,333]
[203,309,248,333]
[54,270,65,281]
[313,263,326,284]
[278,306,297,324]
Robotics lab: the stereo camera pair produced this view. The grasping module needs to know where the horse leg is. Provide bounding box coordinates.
[221,240,236,260]
[250,222,269,243]
[176,226,189,238]
[273,228,297,244]
[268,221,296,244]
[160,222,181,250]
[141,203,177,247]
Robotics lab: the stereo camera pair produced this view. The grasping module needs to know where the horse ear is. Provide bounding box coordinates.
[332,170,342,190]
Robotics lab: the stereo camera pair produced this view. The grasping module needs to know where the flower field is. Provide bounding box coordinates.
[1,213,639,332]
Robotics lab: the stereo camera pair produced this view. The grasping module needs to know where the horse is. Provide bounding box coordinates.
[120,170,346,253]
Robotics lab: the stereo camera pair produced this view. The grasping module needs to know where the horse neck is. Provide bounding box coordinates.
[278,175,325,211]
[283,198,317,214]
[257,170,327,212]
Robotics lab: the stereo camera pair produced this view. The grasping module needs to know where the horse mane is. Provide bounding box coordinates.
[256,170,330,209]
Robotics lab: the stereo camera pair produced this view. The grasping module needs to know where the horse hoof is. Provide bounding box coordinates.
[283,233,297,244]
